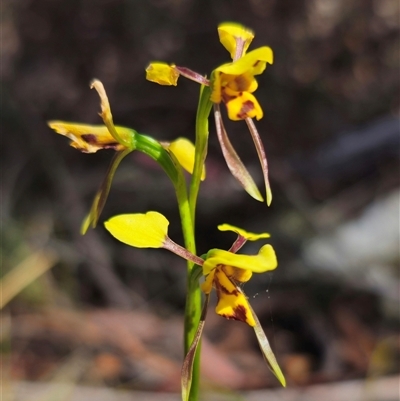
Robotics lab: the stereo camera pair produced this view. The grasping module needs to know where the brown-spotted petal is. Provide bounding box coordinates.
[48,121,129,153]
[213,268,255,326]
[214,105,263,202]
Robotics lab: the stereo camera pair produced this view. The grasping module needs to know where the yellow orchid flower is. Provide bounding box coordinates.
[145,22,274,205]
[48,80,202,233]
[104,211,286,398]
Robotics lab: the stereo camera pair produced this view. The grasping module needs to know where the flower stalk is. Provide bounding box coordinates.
[49,22,286,401]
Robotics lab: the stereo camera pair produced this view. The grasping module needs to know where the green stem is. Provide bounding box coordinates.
[189,85,213,226]
[183,85,213,401]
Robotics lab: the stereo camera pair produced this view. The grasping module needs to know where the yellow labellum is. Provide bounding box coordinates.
[214,269,255,326]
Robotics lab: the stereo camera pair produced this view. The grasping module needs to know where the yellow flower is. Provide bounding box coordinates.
[145,22,274,205]
[210,47,273,121]
[48,121,132,153]
[104,210,286,393]
[48,80,202,233]
[201,244,277,326]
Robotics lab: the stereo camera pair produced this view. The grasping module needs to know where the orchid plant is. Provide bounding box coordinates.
[49,22,285,401]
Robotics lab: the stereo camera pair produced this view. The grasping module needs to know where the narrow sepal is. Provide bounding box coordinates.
[214,105,264,202]
[181,294,210,401]
[249,302,286,387]
[81,148,133,234]
[246,117,272,206]
[90,80,132,148]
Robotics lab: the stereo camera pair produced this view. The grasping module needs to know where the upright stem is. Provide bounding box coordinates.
[181,85,213,401]
[189,85,213,226]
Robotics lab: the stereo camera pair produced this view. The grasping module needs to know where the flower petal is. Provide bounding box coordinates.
[218,22,254,60]
[90,80,132,147]
[203,244,277,276]
[214,269,255,326]
[166,138,206,180]
[81,148,133,234]
[200,269,215,295]
[146,62,179,86]
[249,302,286,387]
[225,91,263,121]
[246,117,272,206]
[215,47,273,76]
[218,224,270,241]
[214,105,263,201]
[221,265,253,283]
[104,211,169,248]
[48,121,133,153]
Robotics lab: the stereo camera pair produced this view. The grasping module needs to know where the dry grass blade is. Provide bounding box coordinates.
[1,250,58,309]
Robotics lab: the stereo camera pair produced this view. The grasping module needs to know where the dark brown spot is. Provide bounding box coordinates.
[81,134,98,144]
[220,305,248,323]
[232,304,248,322]
[215,277,239,297]
[234,76,248,91]
[237,100,254,119]
[253,60,260,67]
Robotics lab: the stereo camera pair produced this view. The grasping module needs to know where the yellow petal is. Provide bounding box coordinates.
[225,92,263,121]
[224,71,259,94]
[215,47,273,76]
[145,62,179,86]
[221,265,253,283]
[217,224,270,241]
[210,70,223,103]
[200,269,215,294]
[203,244,277,276]
[48,121,133,153]
[104,211,169,248]
[218,22,254,60]
[214,269,255,326]
[166,138,206,180]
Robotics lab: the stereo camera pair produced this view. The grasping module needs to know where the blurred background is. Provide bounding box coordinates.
[2,0,399,400]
